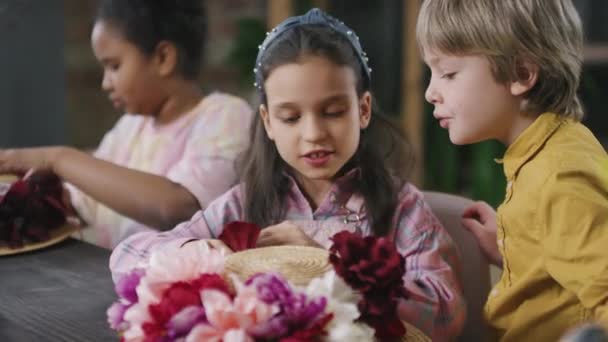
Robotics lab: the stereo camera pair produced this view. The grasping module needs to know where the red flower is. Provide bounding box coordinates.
[148,282,201,326]
[329,231,408,339]
[0,174,67,248]
[219,221,261,252]
[144,274,232,340]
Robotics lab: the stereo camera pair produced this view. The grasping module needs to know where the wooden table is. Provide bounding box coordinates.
[0,238,117,341]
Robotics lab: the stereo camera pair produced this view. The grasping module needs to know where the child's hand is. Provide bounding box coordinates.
[257,221,321,248]
[0,147,60,175]
[181,239,234,255]
[206,239,234,254]
[462,201,503,266]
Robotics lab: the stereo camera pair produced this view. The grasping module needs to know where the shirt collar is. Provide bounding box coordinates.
[496,112,566,179]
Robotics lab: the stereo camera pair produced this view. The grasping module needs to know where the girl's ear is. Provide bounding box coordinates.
[359,91,372,129]
[510,61,539,96]
[154,41,178,77]
[259,104,274,140]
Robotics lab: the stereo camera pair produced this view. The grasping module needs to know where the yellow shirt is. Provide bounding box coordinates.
[486,113,608,341]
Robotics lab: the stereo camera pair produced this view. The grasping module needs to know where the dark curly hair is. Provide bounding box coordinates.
[95,0,206,80]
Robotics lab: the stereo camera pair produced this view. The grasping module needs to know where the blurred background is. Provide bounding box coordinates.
[1,0,606,205]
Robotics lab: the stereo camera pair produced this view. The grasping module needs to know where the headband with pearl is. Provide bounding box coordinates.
[253,8,372,91]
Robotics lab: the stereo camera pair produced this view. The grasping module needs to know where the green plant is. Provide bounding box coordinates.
[226,18,267,88]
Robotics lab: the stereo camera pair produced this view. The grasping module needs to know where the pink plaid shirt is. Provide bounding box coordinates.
[109,171,466,340]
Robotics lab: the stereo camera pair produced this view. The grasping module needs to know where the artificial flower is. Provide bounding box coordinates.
[0,173,67,248]
[329,230,408,339]
[109,230,414,341]
[219,221,261,252]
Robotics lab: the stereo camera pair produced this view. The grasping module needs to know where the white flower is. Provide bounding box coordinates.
[305,271,374,341]
[147,241,225,284]
[327,322,375,341]
[138,242,225,305]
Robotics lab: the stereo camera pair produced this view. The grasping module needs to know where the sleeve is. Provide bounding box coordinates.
[393,184,466,341]
[167,95,253,208]
[540,161,608,326]
[67,115,136,224]
[108,184,245,282]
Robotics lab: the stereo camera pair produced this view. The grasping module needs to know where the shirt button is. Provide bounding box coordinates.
[498,239,504,248]
[490,289,499,297]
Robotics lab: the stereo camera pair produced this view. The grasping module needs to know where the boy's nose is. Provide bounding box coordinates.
[425,81,440,104]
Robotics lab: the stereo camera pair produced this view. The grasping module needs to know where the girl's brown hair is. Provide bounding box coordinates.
[240,25,412,236]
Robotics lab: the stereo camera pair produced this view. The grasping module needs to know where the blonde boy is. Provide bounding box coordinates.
[417,0,608,341]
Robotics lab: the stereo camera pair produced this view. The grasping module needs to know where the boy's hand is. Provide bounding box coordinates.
[256,221,321,248]
[462,201,503,266]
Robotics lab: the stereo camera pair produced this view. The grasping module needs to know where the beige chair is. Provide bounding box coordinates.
[423,191,492,342]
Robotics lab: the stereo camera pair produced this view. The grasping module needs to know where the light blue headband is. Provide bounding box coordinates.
[253,8,372,91]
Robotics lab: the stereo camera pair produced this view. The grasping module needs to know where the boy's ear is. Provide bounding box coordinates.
[259,104,274,140]
[154,41,178,77]
[510,61,539,96]
[359,91,372,129]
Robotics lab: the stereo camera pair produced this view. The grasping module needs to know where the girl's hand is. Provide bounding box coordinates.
[0,147,61,175]
[462,201,503,267]
[181,239,234,255]
[256,221,321,248]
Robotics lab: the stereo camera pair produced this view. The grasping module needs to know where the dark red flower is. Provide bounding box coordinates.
[219,221,261,251]
[329,231,408,339]
[0,173,67,248]
[144,274,232,340]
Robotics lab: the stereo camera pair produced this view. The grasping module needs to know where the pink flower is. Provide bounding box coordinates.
[116,269,145,303]
[137,242,225,306]
[107,302,129,331]
[186,326,252,342]
[142,274,232,341]
[184,286,278,342]
[166,306,206,339]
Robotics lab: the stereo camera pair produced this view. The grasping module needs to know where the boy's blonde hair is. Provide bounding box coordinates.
[416,0,584,120]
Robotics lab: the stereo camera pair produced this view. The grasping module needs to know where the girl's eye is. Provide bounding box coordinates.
[281,116,299,124]
[105,62,119,71]
[324,111,344,118]
[441,72,456,80]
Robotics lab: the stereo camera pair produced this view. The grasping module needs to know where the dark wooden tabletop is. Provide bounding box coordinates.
[0,238,117,341]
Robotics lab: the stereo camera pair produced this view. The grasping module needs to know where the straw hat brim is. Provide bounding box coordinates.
[0,175,80,256]
[0,222,79,256]
[225,245,431,341]
[225,245,332,286]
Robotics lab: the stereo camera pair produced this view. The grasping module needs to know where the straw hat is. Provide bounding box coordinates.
[225,245,332,286]
[0,222,79,256]
[0,174,80,256]
[225,245,431,342]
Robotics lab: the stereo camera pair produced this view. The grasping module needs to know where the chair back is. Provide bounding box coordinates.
[423,191,492,341]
